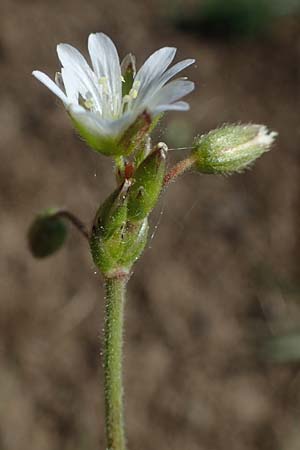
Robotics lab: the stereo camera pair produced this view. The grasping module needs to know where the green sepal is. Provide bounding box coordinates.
[90,216,149,277]
[121,53,136,97]
[119,219,149,268]
[70,115,120,156]
[90,227,124,275]
[127,145,167,221]
[28,208,67,258]
[93,180,130,241]
[132,114,164,169]
[134,136,152,169]
[193,124,277,175]
[71,110,156,158]
[118,111,152,157]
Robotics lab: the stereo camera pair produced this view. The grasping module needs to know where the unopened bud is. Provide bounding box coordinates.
[93,180,130,240]
[127,144,167,221]
[193,124,277,174]
[28,209,67,258]
[90,181,149,276]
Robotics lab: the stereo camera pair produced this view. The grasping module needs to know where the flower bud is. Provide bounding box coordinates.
[90,181,149,276]
[93,179,131,240]
[127,143,167,221]
[193,124,277,175]
[28,209,67,258]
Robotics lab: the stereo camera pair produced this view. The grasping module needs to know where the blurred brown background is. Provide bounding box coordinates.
[1,0,300,449]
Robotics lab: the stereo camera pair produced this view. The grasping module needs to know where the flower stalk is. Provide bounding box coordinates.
[103,275,128,450]
[53,209,90,240]
[163,155,196,186]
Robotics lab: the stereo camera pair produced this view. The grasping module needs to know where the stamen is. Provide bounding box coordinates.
[121,80,141,113]
[167,146,195,151]
[132,80,141,90]
[84,98,94,110]
[98,77,109,94]
[129,88,138,99]
[130,80,140,99]
[78,93,94,111]
[122,95,131,104]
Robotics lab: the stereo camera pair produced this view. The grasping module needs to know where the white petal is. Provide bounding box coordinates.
[57,43,91,72]
[61,67,79,104]
[158,58,195,86]
[135,47,177,92]
[69,104,109,135]
[148,79,195,109]
[105,113,136,136]
[32,70,68,104]
[88,33,122,112]
[135,58,195,110]
[57,44,102,111]
[151,101,190,114]
[69,104,133,138]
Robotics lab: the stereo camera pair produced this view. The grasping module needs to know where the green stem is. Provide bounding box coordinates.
[103,275,128,450]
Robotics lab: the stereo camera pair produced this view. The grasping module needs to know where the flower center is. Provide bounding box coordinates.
[121,80,140,113]
[78,76,141,119]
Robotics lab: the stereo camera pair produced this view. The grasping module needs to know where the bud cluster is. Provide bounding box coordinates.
[90,144,166,277]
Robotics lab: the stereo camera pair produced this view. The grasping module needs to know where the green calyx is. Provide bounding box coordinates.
[127,144,167,221]
[90,182,149,276]
[193,124,277,175]
[28,209,68,258]
[70,104,158,158]
[93,180,131,240]
[121,53,136,98]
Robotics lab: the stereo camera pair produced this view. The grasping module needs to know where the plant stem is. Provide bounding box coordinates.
[163,155,196,187]
[53,210,90,240]
[103,275,128,450]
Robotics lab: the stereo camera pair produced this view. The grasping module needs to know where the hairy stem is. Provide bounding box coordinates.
[103,275,128,450]
[163,155,195,187]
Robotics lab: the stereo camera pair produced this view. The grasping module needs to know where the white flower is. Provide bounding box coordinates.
[32,32,195,155]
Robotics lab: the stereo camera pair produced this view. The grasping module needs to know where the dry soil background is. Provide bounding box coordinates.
[1,1,300,449]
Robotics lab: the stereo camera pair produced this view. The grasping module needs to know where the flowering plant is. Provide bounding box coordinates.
[29,32,276,450]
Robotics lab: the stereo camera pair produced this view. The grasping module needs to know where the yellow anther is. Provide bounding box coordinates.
[84,98,94,110]
[98,77,109,94]
[133,80,141,89]
[129,88,138,99]
[122,94,131,103]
